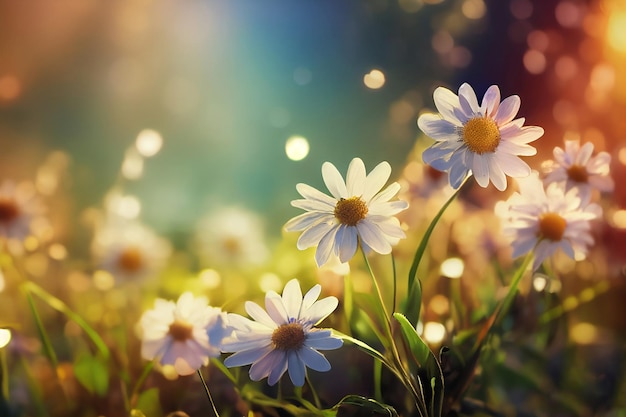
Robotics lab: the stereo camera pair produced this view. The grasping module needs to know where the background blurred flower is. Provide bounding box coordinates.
[140,292,229,376]
[495,172,601,271]
[91,215,171,281]
[284,157,408,266]
[418,83,544,191]
[543,140,614,202]
[0,180,44,242]
[222,278,342,386]
[194,206,269,268]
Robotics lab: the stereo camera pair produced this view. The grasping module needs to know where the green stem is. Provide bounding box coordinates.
[306,375,322,409]
[24,290,58,369]
[494,252,533,328]
[21,281,110,360]
[198,369,220,417]
[373,359,383,402]
[128,361,154,410]
[1,347,8,401]
[407,177,469,295]
[361,249,427,417]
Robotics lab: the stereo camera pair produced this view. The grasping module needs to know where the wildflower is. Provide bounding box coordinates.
[222,279,342,386]
[495,172,601,271]
[418,83,544,191]
[284,157,408,267]
[195,206,269,267]
[0,181,43,241]
[543,140,614,202]
[140,292,230,376]
[92,217,171,280]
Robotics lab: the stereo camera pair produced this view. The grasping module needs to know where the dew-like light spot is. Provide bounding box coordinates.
[285,136,310,161]
[136,129,163,157]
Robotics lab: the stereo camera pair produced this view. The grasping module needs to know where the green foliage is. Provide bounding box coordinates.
[73,353,109,396]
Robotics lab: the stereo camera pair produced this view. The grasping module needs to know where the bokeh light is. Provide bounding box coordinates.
[0,329,11,349]
[440,257,464,279]
[363,69,385,90]
[285,135,310,161]
[135,129,163,158]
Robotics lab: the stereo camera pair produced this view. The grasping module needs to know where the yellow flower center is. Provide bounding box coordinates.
[334,196,368,226]
[271,322,306,351]
[462,117,501,154]
[117,247,143,272]
[0,198,20,223]
[169,320,194,342]
[538,212,567,241]
[566,164,588,183]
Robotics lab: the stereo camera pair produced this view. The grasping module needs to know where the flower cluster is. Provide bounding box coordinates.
[1,82,618,417]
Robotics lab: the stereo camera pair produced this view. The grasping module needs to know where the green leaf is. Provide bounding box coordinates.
[135,387,162,417]
[392,313,430,367]
[333,395,398,417]
[401,279,423,339]
[73,353,109,396]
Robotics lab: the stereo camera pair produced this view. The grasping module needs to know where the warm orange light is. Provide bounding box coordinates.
[607,12,626,53]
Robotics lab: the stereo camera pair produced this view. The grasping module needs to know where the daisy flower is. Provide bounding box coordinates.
[543,140,614,202]
[222,279,342,386]
[92,216,171,281]
[495,172,601,271]
[140,292,230,376]
[284,157,408,267]
[418,83,544,191]
[0,181,43,242]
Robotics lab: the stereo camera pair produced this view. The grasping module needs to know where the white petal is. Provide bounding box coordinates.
[368,182,401,206]
[305,333,343,350]
[302,297,339,325]
[480,85,501,117]
[287,351,306,386]
[576,142,594,165]
[497,154,531,178]
[267,352,289,386]
[265,292,289,325]
[417,114,460,140]
[249,349,284,383]
[296,220,334,250]
[458,83,479,118]
[488,157,508,191]
[291,199,334,212]
[362,161,392,201]
[356,220,392,255]
[298,346,331,372]
[295,183,337,208]
[433,86,463,124]
[471,154,490,188]
[315,225,340,267]
[494,95,520,125]
[282,279,303,319]
[335,225,358,263]
[346,158,366,197]
[506,126,544,144]
[285,212,331,233]
[368,200,409,216]
[322,162,348,199]
[224,345,272,367]
[368,216,406,239]
[245,301,278,328]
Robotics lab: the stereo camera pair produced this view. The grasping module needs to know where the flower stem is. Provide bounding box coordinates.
[198,369,220,417]
[494,252,533,328]
[305,375,322,409]
[128,361,153,411]
[360,249,427,417]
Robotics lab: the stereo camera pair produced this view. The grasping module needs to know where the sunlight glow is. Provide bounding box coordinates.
[607,12,626,53]
[571,322,598,344]
[285,136,310,161]
[440,257,464,279]
[0,329,11,348]
[423,322,446,344]
[363,69,385,89]
[136,129,163,157]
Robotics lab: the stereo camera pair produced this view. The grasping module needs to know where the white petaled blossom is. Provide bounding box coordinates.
[0,181,43,242]
[418,83,544,191]
[222,279,342,387]
[284,157,408,267]
[140,292,230,376]
[495,172,601,271]
[92,216,171,281]
[543,140,614,202]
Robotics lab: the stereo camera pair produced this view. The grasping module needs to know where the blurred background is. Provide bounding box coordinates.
[1,0,625,241]
[1,0,626,415]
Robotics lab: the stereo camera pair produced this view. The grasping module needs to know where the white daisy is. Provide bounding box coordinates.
[495,172,601,271]
[195,206,269,267]
[92,216,171,281]
[0,180,43,242]
[140,292,230,376]
[543,140,614,202]
[284,157,408,267]
[418,83,544,191]
[222,279,342,386]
